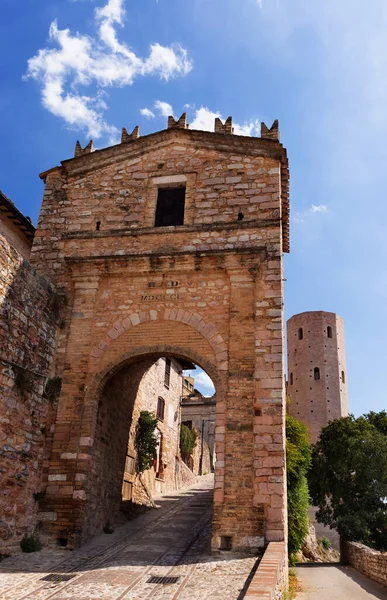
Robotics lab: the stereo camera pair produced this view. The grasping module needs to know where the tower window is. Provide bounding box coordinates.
[290,373,293,385]
[341,370,345,383]
[327,326,332,338]
[155,187,185,227]
[164,358,171,388]
[298,327,303,340]
[157,397,165,421]
[314,367,320,381]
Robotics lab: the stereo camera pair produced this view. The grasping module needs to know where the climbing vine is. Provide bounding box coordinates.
[135,411,159,473]
[180,423,198,462]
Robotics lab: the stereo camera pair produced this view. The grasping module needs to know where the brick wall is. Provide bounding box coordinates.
[245,542,288,599]
[0,230,57,551]
[30,123,289,552]
[347,542,387,588]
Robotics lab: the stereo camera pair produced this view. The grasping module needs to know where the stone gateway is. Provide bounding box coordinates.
[9,114,289,553]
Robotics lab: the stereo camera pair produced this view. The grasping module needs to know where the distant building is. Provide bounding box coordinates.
[181,390,216,475]
[287,310,349,548]
[122,357,195,503]
[287,311,348,444]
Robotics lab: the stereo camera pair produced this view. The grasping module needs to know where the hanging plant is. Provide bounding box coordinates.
[135,411,159,473]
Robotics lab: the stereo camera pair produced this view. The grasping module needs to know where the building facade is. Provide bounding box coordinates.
[1,113,289,553]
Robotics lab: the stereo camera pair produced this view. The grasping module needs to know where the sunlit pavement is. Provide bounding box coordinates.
[0,475,258,600]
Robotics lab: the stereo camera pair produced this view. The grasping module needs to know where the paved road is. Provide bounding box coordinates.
[296,564,387,600]
[0,475,258,600]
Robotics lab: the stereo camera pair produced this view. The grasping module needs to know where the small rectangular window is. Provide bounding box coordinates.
[157,397,165,421]
[164,358,171,388]
[155,187,185,227]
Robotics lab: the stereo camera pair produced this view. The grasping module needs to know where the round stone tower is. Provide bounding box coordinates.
[287,311,348,444]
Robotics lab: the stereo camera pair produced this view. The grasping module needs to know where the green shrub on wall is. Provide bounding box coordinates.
[286,414,312,564]
[135,411,159,473]
[180,423,198,462]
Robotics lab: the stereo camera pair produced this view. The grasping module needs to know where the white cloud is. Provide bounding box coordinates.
[140,107,155,118]
[293,204,330,224]
[311,204,329,213]
[154,100,173,117]
[25,0,192,139]
[190,106,222,131]
[190,106,260,136]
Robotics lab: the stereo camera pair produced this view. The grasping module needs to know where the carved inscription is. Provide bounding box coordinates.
[141,293,184,302]
[142,279,185,301]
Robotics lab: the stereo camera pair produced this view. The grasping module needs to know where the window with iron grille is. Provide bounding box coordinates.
[164,358,171,388]
[157,397,165,421]
[155,187,185,227]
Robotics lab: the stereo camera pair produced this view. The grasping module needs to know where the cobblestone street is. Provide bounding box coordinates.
[0,476,258,600]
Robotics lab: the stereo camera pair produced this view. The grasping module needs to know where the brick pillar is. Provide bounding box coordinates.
[212,266,262,552]
[39,275,100,547]
[253,257,287,544]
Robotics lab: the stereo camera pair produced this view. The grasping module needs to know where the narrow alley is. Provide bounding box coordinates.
[0,476,258,600]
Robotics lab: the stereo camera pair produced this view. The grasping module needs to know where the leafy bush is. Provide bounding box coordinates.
[180,423,198,461]
[20,535,42,553]
[286,414,312,564]
[309,412,387,551]
[135,411,159,473]
[320,536,332,550]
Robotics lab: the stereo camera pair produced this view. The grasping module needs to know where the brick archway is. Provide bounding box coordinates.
[32,123,288,554]
[89,309,228,373]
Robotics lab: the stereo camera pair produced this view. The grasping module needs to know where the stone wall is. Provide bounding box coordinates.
[29,122,289,551]
[347,542,387,588]
[244,542,288,599]
[0,231,57,551]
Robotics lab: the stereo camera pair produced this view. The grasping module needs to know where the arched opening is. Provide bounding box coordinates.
[290,372,293,385]
[314,367,320,381]
[327,326,332,338]
[298,327,303,340]
[341,370,345,383]
[83,352,217,541]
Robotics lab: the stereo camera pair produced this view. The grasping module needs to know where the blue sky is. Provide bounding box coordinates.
[1,0,386,416]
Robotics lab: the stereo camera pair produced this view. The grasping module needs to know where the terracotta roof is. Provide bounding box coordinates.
[0,190,35,244]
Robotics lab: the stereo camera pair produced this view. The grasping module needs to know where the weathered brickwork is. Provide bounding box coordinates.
[287,311,348,444]
[287,311,348,549]
[0,204,57,551]
[29,119,289,552]
[347,542,387,588]
[245,542,288,599]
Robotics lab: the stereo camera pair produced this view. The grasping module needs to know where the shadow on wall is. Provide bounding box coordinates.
[0,234,58,551]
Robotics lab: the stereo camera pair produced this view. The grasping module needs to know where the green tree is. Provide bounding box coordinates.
[135,411,159,473]
[286,414,312,564]
[308,413,387,551]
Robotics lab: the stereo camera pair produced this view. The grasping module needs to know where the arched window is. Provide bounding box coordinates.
[298,327,303,340]
[341,370,345,383]
[290,373,293,385]
[327,326,332,338]
[314,367,320,381]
